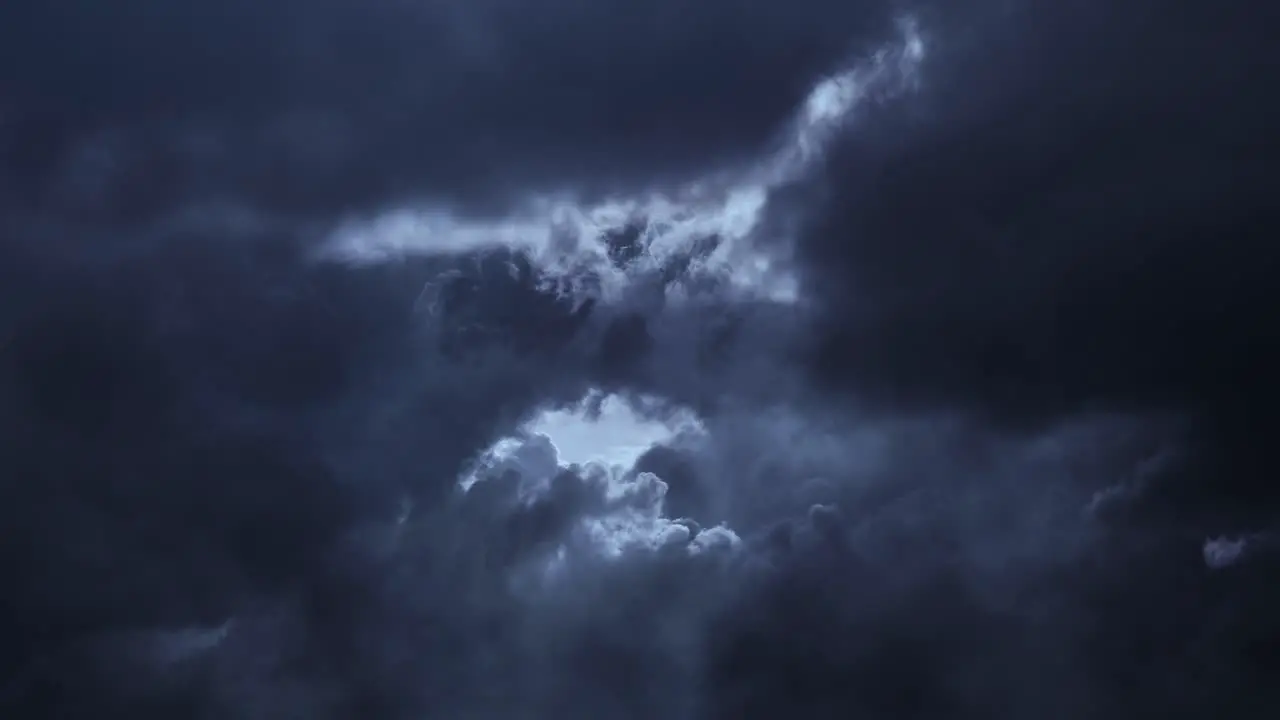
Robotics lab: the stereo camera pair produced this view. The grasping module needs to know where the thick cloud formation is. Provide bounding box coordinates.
[799,3,1280,501]
[1,0,901,223]
[3,1,1279,719]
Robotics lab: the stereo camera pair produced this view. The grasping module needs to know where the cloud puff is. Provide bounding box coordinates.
[1204,536,1249,570]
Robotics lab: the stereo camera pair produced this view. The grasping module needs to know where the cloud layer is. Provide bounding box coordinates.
[2,1,1278,718]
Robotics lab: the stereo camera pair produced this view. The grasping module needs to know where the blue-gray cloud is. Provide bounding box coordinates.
[2,1,1278,718]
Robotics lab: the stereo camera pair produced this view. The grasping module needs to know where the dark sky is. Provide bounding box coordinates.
[2,1,1278,718]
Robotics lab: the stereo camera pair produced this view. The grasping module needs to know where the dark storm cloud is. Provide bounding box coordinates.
[1,0,900,224]
[796,1,1280,512]
[769,5,1280,711]
[0,231,615,715]
[800,3,1277,424]
[4,1,1280,718]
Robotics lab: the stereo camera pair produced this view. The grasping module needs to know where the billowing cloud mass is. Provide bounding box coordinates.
[2,1,1278,718]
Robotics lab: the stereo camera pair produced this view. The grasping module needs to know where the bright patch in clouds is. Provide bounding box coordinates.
[462,392,738,564]
[526,393,703,468]
[319,20,926,303]
[461,392,704,490]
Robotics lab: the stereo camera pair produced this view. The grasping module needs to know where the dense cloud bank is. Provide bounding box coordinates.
[2,1,1278,718]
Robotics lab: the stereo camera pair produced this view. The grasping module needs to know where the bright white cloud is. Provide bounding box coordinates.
[317,19,926,304]
[462,392,704,490]
[462,391,739,564]
[526,393,704,468]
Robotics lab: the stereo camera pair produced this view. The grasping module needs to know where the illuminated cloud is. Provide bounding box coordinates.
[318,20,926,305]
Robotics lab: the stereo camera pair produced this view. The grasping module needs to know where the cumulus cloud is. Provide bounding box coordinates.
[3,1,1279,718]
